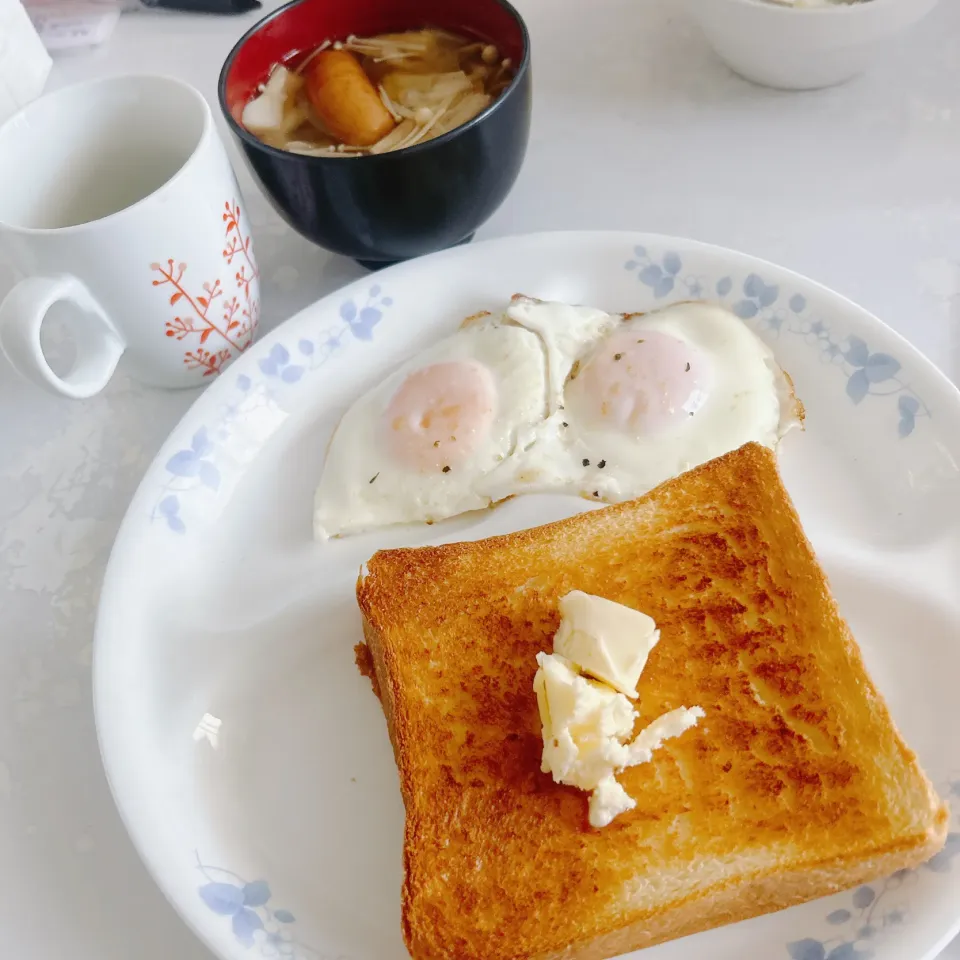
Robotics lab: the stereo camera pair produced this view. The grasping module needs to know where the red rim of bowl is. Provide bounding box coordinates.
[217,0,531,164]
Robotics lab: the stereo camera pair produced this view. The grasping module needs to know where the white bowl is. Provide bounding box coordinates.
[685,0,940,90]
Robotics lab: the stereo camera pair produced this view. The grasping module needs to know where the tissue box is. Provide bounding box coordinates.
[0,0,52,126]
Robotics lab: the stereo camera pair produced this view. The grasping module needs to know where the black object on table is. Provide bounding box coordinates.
[139,0,261,13]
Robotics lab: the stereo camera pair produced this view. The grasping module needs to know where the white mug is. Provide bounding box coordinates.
[0,74,261,398]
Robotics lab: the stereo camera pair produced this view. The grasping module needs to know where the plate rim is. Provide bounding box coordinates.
[92,229,960,960]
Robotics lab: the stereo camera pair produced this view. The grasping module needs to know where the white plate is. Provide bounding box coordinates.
[94,232,960,960]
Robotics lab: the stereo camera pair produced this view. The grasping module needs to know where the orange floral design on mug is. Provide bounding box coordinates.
[152,200,260,377]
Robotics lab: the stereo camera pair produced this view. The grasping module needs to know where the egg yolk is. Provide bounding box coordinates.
[567,330,711,436]
[383,360,497,472]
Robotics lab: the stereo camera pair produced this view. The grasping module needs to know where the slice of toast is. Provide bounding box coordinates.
[356,442,948,960]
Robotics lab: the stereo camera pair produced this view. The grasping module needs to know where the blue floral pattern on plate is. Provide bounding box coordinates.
[624,250,930,438]
[152,286,393,534]
[195,852,330,958]
[785,778,960,960]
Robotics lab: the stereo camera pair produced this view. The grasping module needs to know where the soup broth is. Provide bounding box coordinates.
[242,29,516,157]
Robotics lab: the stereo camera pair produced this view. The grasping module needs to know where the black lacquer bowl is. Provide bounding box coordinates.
[218,0,531,268]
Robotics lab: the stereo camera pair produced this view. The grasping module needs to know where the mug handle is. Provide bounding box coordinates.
[0,275,125,399]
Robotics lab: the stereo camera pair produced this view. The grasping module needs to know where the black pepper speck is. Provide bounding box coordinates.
[582,458,590,467]
[685,362,691,372]
[598,460,606,469]
[614,353,622,361]
[369,473,379,484]
[442,465,451,473]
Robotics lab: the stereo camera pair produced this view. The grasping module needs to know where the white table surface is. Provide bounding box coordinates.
[1,1,959,958]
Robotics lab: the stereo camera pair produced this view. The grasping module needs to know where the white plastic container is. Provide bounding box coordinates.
[0,0,52,126]
[23,0,121,52]
[685,0,941,91]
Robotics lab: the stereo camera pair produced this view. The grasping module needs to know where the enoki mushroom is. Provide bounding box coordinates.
[241,28,516,157]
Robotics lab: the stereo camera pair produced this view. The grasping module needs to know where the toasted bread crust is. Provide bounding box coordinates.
[357,443,947,960]
[533,824,948,960]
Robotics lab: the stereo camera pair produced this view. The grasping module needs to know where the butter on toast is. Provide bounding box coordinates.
[356,442,948,960]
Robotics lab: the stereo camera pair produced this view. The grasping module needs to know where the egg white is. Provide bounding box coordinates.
[478,300,800,505]
[313,317,547,539]
[505,297,620,413]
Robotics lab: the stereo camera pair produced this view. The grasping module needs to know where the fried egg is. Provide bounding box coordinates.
[478,298,800,504]
[313,317,546,539]
[313,298,801,539]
